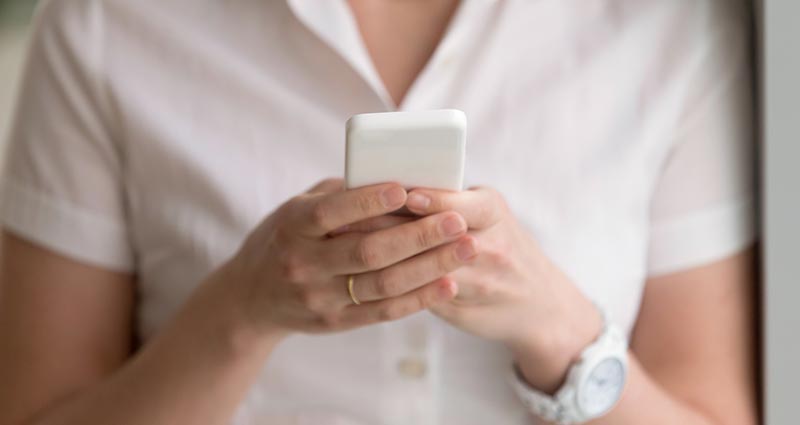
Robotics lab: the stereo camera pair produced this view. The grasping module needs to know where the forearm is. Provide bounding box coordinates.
[583,354,715,425]
[26,265,282,425]
[520,351,717,425]
[512,289,740,425]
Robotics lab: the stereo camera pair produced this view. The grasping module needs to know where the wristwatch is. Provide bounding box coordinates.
[508,307,628,424]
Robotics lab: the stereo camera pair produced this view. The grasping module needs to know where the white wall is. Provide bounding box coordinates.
[763,1,800,424]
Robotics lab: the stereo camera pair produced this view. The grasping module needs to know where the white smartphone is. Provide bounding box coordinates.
[345,109,466,190]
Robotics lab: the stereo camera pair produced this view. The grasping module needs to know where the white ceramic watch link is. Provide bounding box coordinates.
[508,306,629,425]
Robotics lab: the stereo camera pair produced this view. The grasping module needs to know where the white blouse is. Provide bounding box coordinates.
[1,0,756,424]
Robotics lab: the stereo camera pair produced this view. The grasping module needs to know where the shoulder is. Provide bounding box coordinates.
[28,0,203,68]
[32,0,98,39]
[32,0,186,40]
[29,0,120,52]
[652,0,751,48]
[607,0,751,46]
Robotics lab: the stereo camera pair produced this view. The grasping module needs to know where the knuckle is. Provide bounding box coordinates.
[374,270,401,298]
[440,303,464,321]
[416,290,436,309]
[491,189,508,208]
[354,193,376,215]
[439,250,459,273]
[467,188,503,225]
[474,281,494,299]
[299,289,326,313]
[487,247,512,268]
[425,193,445,211]
[284,195,305,210]
[278,251,309,282]
[476,203,494,226]
[353,238,381,269]
[283,195,311,220]
[490,193,508,216]
[319,178,340,189]
[310,202,332,229]
[318,312,341,329]
[272,225,294,246]
[377,304,404,322]
[415,226,436,249]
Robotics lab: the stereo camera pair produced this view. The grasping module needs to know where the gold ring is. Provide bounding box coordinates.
[347,275,361,305]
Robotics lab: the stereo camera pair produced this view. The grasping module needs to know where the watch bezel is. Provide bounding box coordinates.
[553,324,629,422]
[573,348,628,418]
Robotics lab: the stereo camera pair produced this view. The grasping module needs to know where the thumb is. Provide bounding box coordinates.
[306,178,344,194]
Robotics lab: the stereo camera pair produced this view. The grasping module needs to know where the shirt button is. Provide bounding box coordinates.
[440,53,458,69]
[397,357,427,379]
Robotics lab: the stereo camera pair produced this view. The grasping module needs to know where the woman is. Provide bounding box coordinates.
[0,0,758,424]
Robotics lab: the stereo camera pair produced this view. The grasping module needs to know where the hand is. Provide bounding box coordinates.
[405,187,603,393]
[219,178,476,339]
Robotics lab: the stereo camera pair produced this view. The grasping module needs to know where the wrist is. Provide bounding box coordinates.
[510,293,603,394]
[199,260,289,357]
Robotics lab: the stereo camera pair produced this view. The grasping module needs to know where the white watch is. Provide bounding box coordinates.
[508,308,628,424]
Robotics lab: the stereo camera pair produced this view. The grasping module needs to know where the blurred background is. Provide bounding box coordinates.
[0,0,36,167]
[0,1,797,424]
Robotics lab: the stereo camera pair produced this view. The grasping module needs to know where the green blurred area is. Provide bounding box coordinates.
[0,0,37,28]
[1,0,37,160]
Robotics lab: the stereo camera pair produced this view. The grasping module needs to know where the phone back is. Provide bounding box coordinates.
[345,109,466,190]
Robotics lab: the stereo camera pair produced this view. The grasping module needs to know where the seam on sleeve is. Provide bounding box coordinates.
[647,197,757,277]
[0,178,134,272]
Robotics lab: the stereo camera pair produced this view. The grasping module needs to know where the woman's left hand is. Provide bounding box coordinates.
[405,187,604,393]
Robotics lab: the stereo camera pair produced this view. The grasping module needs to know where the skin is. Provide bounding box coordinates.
[404,187,758,425]
[0,181,469,424]
[0,1,758,424]
[347,0,461,106]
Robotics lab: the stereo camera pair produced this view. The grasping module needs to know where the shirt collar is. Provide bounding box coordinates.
[286,0,392,108]
[286,0,499,111]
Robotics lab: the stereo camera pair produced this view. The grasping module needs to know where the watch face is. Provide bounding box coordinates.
[578,357,626,417]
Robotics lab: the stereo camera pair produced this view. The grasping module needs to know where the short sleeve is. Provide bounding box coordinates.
[0,0,134,271]
[646,1,757,277]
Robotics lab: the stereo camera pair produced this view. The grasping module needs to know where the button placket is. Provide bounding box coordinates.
[380,314,439,425]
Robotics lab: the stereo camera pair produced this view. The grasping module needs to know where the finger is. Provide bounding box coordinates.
[341,277,458,325]
[294,183,407,236]
[352,236,477,302]
[321,211,468,274]
[328,215,416,236]
[306,178,344,194]
[428,297,461,322]
[405,187,504,230]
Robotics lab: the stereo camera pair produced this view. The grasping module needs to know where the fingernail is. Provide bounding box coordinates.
[381,186,406,208]
[406,193,431,211]
[441,215,466,237]
[456,239,477,261]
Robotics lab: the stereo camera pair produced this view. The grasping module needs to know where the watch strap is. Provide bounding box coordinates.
[507,305,625,425]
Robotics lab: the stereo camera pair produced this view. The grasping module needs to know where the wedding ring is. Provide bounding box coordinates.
[347,275,361,305]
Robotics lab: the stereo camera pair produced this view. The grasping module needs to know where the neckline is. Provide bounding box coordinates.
[286,0,497,111]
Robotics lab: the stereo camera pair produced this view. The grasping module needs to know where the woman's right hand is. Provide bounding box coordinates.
[219,178,478,339]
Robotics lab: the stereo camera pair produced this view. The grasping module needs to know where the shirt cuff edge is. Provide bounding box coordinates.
[647,198,757,277]
[0,179,135,272]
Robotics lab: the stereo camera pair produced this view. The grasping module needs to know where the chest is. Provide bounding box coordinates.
[109,1,681,341]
